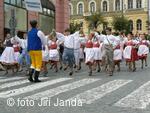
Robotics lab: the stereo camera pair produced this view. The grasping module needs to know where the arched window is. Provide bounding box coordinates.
[129,20,133,31]
[128,0,133,9]
[103,1,107,12]
[69,5,72,15]
[137,19,142,30]
[136,0,142,8]
[78,3,83,15]
[115,0,120,11]
[90,2,96,13]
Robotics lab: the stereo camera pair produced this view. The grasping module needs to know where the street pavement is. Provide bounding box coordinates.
[0,55,150,113]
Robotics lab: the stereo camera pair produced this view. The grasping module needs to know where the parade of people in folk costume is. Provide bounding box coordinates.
[0,20,150,82]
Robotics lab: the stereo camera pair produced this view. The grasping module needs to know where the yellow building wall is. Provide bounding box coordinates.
[125,13,148,34]
[71,12,148,35]
[70,0,148,34]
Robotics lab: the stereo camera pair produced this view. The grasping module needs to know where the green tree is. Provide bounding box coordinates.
[85,12,105,29]
[69,22,81,34]
[112,16,130,33]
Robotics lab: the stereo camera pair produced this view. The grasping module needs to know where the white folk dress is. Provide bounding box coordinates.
[138,40,150,59]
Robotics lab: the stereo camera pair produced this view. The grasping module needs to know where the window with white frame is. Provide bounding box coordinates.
[136,0,142,8]
[128,0,133,9]
[115,0,120,11]
[103,1,107,12]
[90,2,96,13]
[129,20,133,31]
[137,19,142,30]
[78,3,83,15]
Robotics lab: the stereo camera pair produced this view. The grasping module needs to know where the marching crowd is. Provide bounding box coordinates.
[0,20,150,82]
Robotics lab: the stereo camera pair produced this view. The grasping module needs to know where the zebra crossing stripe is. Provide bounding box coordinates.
[0,77,25,83]
[68,79,132,104]
[114,81,150,109]
[0,78,72,98]
[0,77,48,89]
[25,78,100,100]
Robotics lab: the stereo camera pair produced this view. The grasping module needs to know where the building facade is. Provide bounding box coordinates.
[0,0,69,40]
[70,0,148,34]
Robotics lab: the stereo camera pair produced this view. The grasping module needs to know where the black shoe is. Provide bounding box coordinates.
[55,69,58,72]
[78,66,81,70]
[132,68,136,72]
[109,72,113,76]
[117,68,120,72]
[97,68,101,72]
[28,68,34,82]
[34,71,41,82]
[28,77,34,82]
[69,71,73,76]
[59,66,63,70]
[141,66,143,69]
[34,79,41,83]
[89,71,92,76]
[109,74,113,76]
[74,65,76,68]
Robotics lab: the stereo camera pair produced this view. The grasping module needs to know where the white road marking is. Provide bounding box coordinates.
[0,78,72,98]
[68,80,132,104]
[0,77,25,83]
[114,81,150,109]
[25,78,100,100]
[0,77,48,89]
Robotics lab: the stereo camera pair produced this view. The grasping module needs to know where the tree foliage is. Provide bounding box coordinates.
[112,16,130,33]
[69,22,81,34]
[85,12,105,29]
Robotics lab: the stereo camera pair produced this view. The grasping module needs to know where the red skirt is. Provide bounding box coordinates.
[138,54,147,60]
[126,48,139,62]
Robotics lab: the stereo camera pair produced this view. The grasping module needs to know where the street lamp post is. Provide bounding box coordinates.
[9,9,16,37]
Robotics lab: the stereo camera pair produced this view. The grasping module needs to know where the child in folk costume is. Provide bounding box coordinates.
[12,39,21,64]
[137,33,150,69]
[0,39,4,56]
[0,33,17,64]
[0,39,5,70]
[42,44,49,76]
[84,34,95,76]
[58,42,64,70]
[78,30,86,70]
[14,33,30,72]
[113,37,123,71]
[123,33,139,72]
[79,43,85,70]
[93,36,102,72]
[48,34,59,72]
[95,31,106,69]
[41,35,49,76]
[73,30,82,71]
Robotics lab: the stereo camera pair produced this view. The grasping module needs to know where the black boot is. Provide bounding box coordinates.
[89,71,92,76]
[28,68,34,82]
[34,71,41,83]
